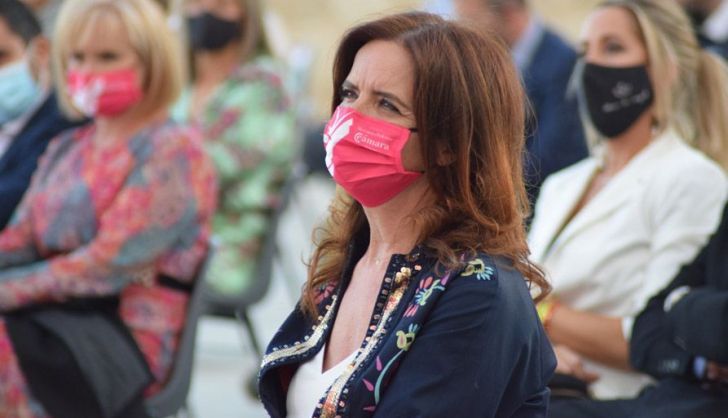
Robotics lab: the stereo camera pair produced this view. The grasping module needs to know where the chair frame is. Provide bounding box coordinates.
[145,250,214,418]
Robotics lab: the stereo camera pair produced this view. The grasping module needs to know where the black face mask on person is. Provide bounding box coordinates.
[187,12,242,51]
[581,62,654,139]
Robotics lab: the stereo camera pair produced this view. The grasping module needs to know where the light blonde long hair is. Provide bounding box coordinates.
[600,0,728,169]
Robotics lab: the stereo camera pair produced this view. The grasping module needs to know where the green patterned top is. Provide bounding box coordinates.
[172,57,295,297]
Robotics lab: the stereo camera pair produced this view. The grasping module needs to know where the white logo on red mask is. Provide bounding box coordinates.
[322,106,422,207]
[66,68,143,117]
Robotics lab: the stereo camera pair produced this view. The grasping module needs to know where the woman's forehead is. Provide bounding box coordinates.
[71,10,130,50]
[580,6,640,42]
[347,41,414,97]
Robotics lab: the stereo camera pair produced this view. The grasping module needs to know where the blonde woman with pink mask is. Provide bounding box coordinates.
[0,0,216,416]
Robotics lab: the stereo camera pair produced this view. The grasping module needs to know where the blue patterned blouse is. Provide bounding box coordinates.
[258,236,556,418]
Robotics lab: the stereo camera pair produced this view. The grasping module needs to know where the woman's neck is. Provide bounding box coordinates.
[361,179,432,264]
[93,108,167,147]
[600,112,655,176]
[193,43,243,89]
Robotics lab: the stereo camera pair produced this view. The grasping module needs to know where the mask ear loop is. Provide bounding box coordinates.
[404,127,426,173]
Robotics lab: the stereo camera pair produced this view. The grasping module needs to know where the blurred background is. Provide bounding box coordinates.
[251,0,601,119]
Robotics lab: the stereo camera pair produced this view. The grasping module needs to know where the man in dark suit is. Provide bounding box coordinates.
[549,202,728,417]
[453,0,588,209]
[0,0,83,229]
[679,0,728,60]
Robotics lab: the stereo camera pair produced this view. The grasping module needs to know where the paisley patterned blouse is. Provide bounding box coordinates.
[258,235,557,418]
[0,120,217,416]
[171,57,294,299]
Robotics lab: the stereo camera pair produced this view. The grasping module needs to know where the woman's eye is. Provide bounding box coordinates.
[605,42,625,54]
[99,52,119,62]
[380,99,400,114]
[70,52,84,63]
[340,88,357,101]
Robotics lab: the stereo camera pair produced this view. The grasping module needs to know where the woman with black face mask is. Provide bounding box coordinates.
[170,0,294,309]
[528,0,728,402]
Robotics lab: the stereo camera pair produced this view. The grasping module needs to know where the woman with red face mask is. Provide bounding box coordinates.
[258,12,555,418]
[0,0,217,417]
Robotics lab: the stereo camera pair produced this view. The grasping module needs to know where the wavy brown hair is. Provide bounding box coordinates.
[301,11,549,317]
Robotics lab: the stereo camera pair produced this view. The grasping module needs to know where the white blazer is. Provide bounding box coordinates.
[529,131,727,399]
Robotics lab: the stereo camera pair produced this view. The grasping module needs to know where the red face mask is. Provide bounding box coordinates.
[323,106,422,207]
[66,68,143,117]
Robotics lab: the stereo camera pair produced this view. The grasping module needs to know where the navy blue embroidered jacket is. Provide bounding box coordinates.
[258,240,556,418]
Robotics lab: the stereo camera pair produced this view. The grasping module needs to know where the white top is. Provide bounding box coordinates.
[703,0,728,42]
[286,346,357,418]
[529,131,727,399]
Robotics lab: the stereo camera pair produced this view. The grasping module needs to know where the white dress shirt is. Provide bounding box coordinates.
[703,0,728,43]
[529,131,727,399]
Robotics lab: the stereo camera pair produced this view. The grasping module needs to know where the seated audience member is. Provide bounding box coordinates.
[171,0,294,303]
[0,0,216,417]
[550,202,728,417]
[259,12,555,418]
[679,0,728,60]
[529,0,728,400]
[0,0,83,229]
[453,0,588,207]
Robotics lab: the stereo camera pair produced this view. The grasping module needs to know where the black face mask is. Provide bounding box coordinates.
[187,12,242,51]
[581,62,654,139]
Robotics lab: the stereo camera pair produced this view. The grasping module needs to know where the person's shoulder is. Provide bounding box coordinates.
[449,254,538,319]
[230,56,286,88]
[147,120,201,146]
[134,120,208,165]
[539,26,577,57]
[47,124,91,152]
[670,135,724,170]
[223,57,289,110]
[531,26,578,72]
[655,132,726,185]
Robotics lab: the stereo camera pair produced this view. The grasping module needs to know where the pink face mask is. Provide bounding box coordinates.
[66,68,143,117]
[323,106,422,207]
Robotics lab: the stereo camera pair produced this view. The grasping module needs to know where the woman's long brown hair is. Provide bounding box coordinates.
[301,12,549,317]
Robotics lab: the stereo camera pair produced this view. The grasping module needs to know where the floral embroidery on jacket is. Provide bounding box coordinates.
[314,282,337,305]
[462,258,495,281]
[259,253,506,418]
[404,275,446,317]
[362,324,421,412]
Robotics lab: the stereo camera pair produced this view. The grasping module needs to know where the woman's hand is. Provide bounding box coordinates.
[554,344,600,383]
